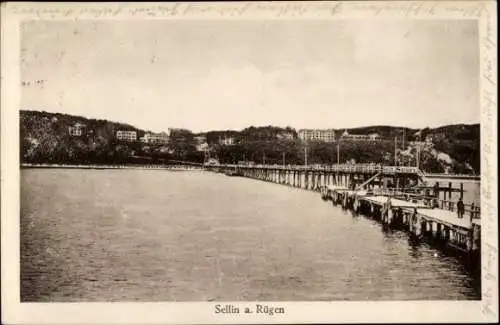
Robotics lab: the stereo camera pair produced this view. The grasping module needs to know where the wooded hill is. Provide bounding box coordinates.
[20,110,480,174]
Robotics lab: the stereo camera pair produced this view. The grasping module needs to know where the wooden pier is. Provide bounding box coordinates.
[323,185,481,255]
[211,163,481,257]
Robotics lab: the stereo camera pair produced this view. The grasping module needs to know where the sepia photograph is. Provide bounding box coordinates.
[1,1,498,324]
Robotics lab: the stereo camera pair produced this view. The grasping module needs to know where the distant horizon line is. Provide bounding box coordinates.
[20,108,481,134]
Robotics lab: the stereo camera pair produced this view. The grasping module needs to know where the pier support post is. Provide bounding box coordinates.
[443,226,450,242]
[414,216,422,237]
[431,221,438,236]
[387,208,394,224]
[472,224,480,251]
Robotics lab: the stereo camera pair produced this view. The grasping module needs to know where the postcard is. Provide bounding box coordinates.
[1,1,497,324]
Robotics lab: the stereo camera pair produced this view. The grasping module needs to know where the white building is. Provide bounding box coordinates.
[194,135,207,143]
[341,130,380,141]
[140,132,169,144]
[196,142,209,152]
[298,129,336,142]
[116,130,137,142]
[219,136,235,146]
[277,132,295,140]
[205,158,220,165]
[68,123,85,136]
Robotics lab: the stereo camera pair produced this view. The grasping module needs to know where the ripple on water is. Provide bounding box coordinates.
[21,169,481,301]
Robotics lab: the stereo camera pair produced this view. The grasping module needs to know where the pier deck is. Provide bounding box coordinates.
[362,196,429,209]
[412,207,479,229]
[359,194,477,230]
[327,186,479,233]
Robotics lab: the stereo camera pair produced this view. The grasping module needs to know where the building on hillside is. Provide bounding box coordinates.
[196,142,209,152]
[116,130,137,142]
[205,158,220,165]
[193,135,209,151]
[68,123,85,136]
[140,132,169,144]
[409,140,426,147]
[340,130,380,141]
[425,135,434,143]
[341,129,368,140]
[219,136,235,146]
[194,135,207,143]
[277,132,295,140]
[298,129,336,142]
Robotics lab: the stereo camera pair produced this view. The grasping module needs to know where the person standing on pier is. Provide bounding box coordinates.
[457,198,465,219]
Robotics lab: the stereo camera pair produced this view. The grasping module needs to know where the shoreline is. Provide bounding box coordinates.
[20,163,205,171]
[20,163,481,180]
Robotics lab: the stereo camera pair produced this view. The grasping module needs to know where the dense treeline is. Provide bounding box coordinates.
[210,139,398,165]
[20,110,480,174]
[20,110,204,165]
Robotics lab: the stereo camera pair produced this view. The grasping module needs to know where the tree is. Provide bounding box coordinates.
[169,129,197,160]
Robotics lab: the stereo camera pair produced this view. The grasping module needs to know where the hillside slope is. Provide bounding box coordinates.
[20,110,480,174]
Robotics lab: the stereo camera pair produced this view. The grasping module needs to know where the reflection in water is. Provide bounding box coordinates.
[21,169,481,301]
[408,239,424,259]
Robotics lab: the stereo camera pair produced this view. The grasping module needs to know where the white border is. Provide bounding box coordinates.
[1,1,498,324]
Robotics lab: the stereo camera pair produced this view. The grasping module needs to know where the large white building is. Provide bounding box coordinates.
[116,130,137,142]
[140,132,169,144]
[298,129,336,142]
[341,130,380,141]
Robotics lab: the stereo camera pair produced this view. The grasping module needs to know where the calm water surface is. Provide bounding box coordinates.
[21,169,480,301]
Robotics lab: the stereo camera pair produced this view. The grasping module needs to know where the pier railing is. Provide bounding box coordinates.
[371,188,480,219]
[212,163,478,179]
[215,163,421,175]
[424,173,481,181]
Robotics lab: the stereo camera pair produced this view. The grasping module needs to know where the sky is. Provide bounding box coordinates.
[21,19,480,133]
